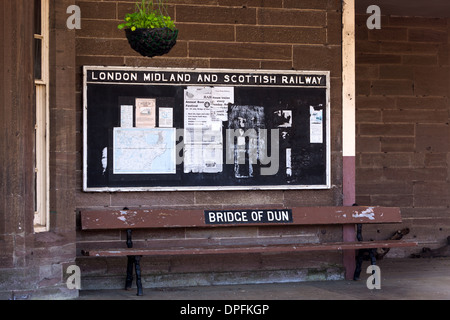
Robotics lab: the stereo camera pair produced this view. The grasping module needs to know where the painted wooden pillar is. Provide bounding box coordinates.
[342,0,357,280]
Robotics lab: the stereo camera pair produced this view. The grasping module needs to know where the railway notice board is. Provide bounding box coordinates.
[83,66,330,192]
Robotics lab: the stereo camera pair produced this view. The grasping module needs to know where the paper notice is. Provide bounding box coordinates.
[184,87,213,128]
[120,105,134,128]
[211,87,234,121]
[310,106,323,144]
[183,86,227,174]
[136,98,156,128]
[184,86,234,126]
[202,143,223,173]
[183,126,223,174]
[159,107,173,128]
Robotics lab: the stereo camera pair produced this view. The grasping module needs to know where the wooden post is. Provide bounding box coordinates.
[342,0,357,280]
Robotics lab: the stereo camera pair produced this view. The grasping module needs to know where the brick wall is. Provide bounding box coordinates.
[75,0,345,288]
[355,14,450,252]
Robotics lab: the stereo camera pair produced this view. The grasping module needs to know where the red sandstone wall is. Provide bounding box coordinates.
[355,14,450,253]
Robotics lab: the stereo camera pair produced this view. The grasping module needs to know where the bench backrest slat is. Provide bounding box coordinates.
[80,206,402,230]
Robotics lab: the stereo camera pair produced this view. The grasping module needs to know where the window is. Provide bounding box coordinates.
[34,0,50,233]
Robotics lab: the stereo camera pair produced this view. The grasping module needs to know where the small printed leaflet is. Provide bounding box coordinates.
[135,98,156,128]
[310,105,323,144]
[159,107,173,128]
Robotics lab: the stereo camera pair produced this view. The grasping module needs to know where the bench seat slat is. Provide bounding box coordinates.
[80,206,402,230]
[82,240,418,257]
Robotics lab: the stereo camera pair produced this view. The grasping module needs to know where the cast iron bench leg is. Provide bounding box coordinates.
[135,255,143,296]
[353,223,364,281]
[125,228,143,296]
[125,255,134,290]
[353,249,364,280]
[369,249,376,266]
[353,222,378,281]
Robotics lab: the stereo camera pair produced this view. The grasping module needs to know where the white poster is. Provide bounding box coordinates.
[183,86,234,174]
[184,87,213,128]
[183,126,223,174]
[310,106,323,144]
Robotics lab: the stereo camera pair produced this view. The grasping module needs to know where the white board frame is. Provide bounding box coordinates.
[83,66,331,192]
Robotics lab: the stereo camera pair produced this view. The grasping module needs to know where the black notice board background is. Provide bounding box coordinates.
[84,68,329,191]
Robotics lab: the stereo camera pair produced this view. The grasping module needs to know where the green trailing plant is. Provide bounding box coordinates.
[118,0,176,31]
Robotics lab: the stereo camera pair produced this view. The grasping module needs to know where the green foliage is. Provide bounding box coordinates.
[118,0,176,31]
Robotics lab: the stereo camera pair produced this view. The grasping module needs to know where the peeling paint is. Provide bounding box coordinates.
[352,207,375,220]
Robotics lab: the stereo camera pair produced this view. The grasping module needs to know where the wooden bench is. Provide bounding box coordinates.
[79,206,418,296]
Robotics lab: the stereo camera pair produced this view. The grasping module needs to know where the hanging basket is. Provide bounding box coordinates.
[125,27,178,58]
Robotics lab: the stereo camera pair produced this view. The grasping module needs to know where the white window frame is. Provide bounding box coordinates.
[34,0,50,233]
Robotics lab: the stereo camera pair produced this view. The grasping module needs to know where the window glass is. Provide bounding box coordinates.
[34,38,42,80]
[34,0,41,35]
